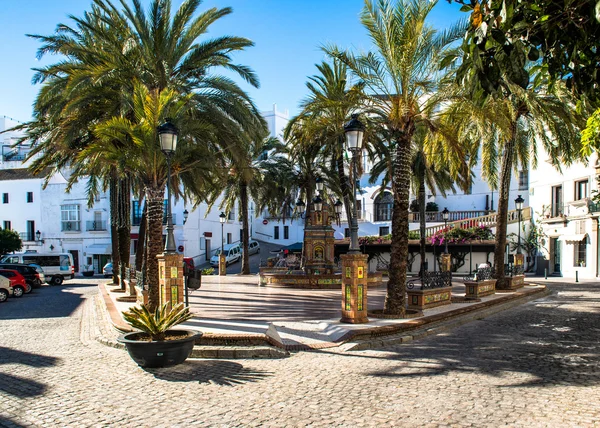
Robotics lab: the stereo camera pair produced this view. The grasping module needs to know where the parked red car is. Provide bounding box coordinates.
[0,269,31,297]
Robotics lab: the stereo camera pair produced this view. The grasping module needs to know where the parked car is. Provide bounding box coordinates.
[0,276,13,302]
[0,263,44,288]
[244,240,260,255]
[28,264,46,285]
[103,262,113,278]
[0,269,30,297]
[0,252,75,285]
[210,244,242,267]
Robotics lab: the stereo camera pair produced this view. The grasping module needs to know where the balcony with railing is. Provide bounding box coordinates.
[86,220,107,231]
[19,232,35,242]
[132,212,177,226]
[409,210,491,223]
[61,221,81,232]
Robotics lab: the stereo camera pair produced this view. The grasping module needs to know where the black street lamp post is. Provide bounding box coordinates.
[442,207,450,254]
[515,194,524,254]
[158,119,178,253]
[219,212,226,253]
[343,114,365,254]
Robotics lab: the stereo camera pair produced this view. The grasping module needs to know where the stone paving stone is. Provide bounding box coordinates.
[0,278,599,426]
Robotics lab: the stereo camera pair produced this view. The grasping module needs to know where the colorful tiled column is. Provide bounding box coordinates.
[157,252,184,309]
[219,253,226,276]
[340,253,368,324]
[440,253,452,272]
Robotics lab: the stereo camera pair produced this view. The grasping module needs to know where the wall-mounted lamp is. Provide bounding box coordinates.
[35,230,44,244]
[183,209,189,225]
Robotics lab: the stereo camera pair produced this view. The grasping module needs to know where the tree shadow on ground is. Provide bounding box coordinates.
[356,285,600,388]
[0,346,59,368]
[144,360,272,386]
[0,373,48,398]
[0,347,59,399]
[0,414,29,427]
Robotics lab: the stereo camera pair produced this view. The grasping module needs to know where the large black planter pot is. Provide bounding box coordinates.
[117,329,202,368]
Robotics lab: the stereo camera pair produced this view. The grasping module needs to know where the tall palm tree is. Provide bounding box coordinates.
[326,0,466,315]
[443,76,585,287]
[285,60,365,228]
[21,0,263,310]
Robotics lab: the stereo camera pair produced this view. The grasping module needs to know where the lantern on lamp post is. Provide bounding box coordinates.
[515,194,524,254]
[343,114,365,254]
[158,119,178,253]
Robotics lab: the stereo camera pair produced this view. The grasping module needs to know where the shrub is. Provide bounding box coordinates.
[200,268,215,275]
[425,202,439,212]
[122,303,192,341]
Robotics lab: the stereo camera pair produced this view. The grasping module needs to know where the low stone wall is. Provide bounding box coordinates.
[464,279,496,299]
[497,275,525,291]
[259,271,384,289]
[407,286,452,310]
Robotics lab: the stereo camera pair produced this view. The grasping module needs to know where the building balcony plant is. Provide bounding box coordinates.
[117,303,201,368]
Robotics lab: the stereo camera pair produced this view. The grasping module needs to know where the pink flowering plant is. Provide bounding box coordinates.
[429,225,494,246]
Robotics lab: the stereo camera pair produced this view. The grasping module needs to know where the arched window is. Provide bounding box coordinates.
[374,192,393,222]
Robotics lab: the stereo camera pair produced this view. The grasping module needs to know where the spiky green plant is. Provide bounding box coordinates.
[122,303,192,341]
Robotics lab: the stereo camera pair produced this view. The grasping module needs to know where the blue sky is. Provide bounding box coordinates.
[0,0,463,123]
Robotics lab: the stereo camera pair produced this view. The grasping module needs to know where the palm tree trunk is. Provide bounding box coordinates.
[145,186,165,312]
[135,202,147,272]
[418,176,426,277]
[117,177,131,291]
[240,183,250,274]
[385,135,411,316]
[493,138,515,289]
[109,171,120,286]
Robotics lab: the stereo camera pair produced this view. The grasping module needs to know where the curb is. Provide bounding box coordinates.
[94,283,548,357]
[343,285,551,351]
[95,283,289,359]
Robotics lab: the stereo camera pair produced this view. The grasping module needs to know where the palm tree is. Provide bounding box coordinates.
[21,0,263,310]
[326,0,466,315]
[368,124,470,275]
[444,77,585,287]
[285,60,365,229]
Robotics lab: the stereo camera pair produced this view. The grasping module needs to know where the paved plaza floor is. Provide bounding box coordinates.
[1,276,599,426]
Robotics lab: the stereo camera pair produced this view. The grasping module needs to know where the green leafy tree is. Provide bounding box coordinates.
[0,229,22,255]
[451,0,600,101]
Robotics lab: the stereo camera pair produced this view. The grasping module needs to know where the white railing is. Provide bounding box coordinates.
[423,207,532,237]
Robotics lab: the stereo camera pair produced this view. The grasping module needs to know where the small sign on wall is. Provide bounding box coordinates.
[357,266,364,279]
[345,267,352,278]
[170,267,178,278]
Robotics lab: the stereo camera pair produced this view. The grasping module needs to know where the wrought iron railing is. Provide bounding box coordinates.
[61,221,81,232]
[504,264,525,277]
[406,271,452,290]
[19,232,35,241]
[135,270,145,290]
[463,266,494,282]
[86,220,107,231]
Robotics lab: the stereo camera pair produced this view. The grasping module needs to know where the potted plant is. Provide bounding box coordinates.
[82,264,95,277]
[117,303,201,368]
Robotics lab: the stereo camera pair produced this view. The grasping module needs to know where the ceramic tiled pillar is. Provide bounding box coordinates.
[440,253,452,272]
[157,252,184,309]
[340,253,369,324]
[219,254,226,276]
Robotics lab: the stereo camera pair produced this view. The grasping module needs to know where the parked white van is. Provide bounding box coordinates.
[0,252,75,285]
[210,244,242,267]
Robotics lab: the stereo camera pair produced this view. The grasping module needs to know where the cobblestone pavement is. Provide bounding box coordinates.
[1,278,599,427]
